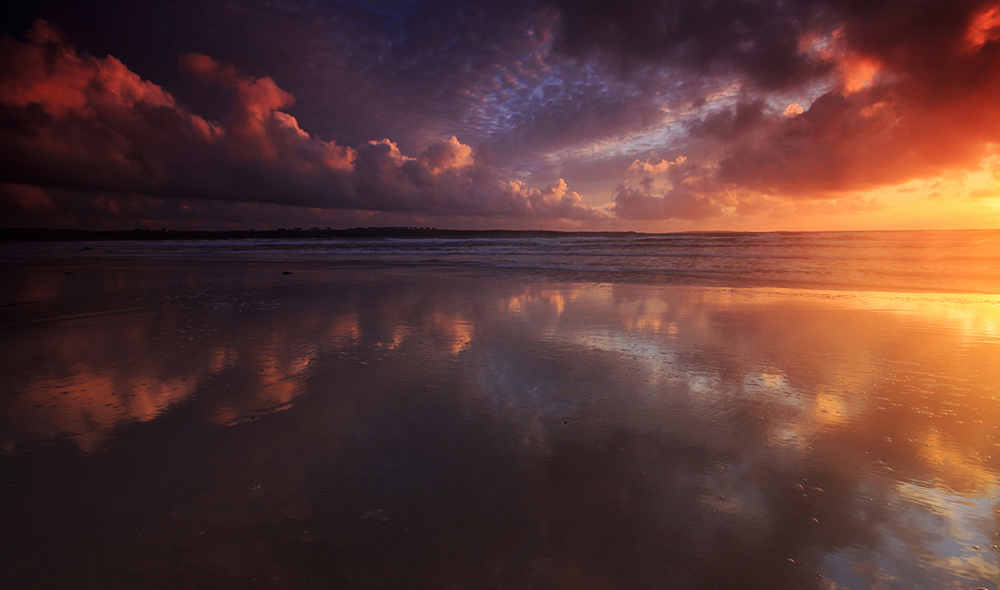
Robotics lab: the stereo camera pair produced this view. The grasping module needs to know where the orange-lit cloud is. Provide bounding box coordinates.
[838,55,880,94]
[965,3,1000,52]
[628,156,687,175]
[782,103,804,117]
[418,136,474,174]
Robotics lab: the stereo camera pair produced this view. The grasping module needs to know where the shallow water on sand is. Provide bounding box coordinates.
[1,263,999,589]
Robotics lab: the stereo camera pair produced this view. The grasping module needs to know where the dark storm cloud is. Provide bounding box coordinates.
[547,0,1000,193]
[707,0,1000,197]
[688,100,768,141]
[552,0,832,89]
[574,0,1000,217]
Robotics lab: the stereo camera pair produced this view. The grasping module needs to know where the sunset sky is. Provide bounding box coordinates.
[3,0,1000,231]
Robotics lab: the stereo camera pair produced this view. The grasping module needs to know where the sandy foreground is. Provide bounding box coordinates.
[1,260,999,589]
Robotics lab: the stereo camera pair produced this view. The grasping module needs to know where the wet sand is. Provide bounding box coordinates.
[2,261,999,589]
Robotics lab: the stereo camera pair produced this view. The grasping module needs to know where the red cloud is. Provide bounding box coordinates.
[714,2,1000,197]
[0,21,604,224]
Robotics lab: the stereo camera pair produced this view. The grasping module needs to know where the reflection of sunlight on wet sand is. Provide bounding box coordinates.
[810,391,851,426]
[725,289,1000,342]
[526,284,1000,510]
[617,296,673,335]
[841,291,1000,343]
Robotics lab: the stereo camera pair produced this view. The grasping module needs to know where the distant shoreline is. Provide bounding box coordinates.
[0,227,646,242]
[0,226,986,242]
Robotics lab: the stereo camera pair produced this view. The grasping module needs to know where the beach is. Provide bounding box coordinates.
[2,236,1000,589]
[5,0,1000,585]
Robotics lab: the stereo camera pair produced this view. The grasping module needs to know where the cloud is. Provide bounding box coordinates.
[783,103,804,117]
[483,69,675,165]
[1,183,55,213]
[0,21,604,224]
[965,4,1000,52]
[716,80,1000,196]
[550,0,1000,202]
[555,0,1000,221]
[612,160,731,220]
[551,0,832,89]
[688,100,767,141]
[612,186,724,221]
[351,138,603,219]
[417,135,474,174]
[611,185,727,221]
[628,155,686,176]
[4,0,695,175]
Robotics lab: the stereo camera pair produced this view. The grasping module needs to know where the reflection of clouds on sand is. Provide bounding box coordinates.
[329,309,472,353]
[809,390,853,426]
[0,322,326,450]
[206,345,319,426]
[1,270,352,451]
[840,479,1000,587]
[2,267,999,589]
[916,432,999,496]
[430,312,474,354]
[911,489,1000,587]
[209,347,240,374]
[502,287,580,319]
[6,365,198,453]
[1,274,540,452]
[0,307,206,453]
[329,314,362,346]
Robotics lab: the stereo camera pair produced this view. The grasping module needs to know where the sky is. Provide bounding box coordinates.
[2,0,1000,231]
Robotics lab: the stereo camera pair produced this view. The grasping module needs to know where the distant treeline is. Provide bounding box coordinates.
[0,227,640,242]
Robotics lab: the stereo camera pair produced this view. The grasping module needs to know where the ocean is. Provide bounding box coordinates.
[4,229,999,293]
